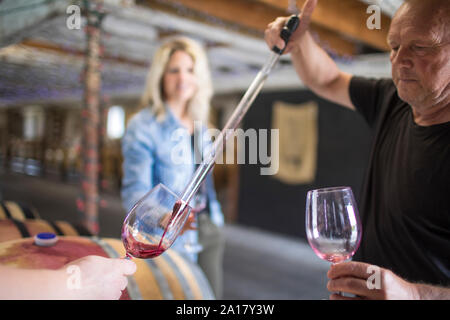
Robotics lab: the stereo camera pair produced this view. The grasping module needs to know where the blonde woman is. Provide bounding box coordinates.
[121,36,224,298]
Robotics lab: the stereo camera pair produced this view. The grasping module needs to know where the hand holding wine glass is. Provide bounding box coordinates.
[305,186,362,297]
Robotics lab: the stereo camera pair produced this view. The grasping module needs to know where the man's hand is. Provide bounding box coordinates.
[327,261,419,300]
[264,0,317,54]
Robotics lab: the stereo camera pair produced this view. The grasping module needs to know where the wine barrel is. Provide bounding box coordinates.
[0,219,92,242]
[0,236,215,300]
[0,201,40,221]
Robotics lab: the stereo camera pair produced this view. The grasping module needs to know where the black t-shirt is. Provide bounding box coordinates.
[349,76,450,286]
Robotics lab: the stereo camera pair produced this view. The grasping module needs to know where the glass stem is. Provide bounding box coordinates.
[331,262,342,297]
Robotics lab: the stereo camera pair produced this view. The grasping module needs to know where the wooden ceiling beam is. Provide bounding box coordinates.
[144,0,359,56]
[256,0,391,51]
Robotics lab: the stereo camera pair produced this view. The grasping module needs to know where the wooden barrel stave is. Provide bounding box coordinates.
[0,219,92,243]
[0,201,40,220]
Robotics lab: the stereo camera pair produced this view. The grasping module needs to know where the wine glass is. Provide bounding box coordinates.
[184,185,207,254]
[305,186,362,264]
[121,183,192,259]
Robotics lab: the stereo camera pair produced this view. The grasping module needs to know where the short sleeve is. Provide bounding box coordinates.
[349,76,396,128]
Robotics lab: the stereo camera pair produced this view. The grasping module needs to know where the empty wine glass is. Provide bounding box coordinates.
[305,186,362,264]
[121,183,192,259]
[184,184,207,254]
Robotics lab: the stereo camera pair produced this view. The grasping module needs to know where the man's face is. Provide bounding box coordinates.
[388,3,450,109]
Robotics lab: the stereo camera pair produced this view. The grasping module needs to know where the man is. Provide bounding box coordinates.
[265,0,449,299]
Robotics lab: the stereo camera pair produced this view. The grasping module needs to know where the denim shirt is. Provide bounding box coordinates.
[121,106,224,261]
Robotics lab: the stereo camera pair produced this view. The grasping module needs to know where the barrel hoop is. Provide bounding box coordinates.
[0,205,6,219]
[48,221,64,236]
[19,204,37,219]
[5,202,25,220]
[10,219,31,238]
[183,257,215,300]
[29,206,40,219]
[71,224,92,236]
[151,254,185,300]
[91,237,143,300]
[161,252,194,300]
[144,258,174,300]
[53,221,77,236]
[0,203,12,219]
[166,250,206,300]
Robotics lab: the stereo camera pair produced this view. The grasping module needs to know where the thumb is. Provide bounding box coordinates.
[297,0,318,37]
[284,0,318,53]
[116,258,137,275]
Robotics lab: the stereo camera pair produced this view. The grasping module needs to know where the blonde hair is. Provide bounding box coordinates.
[139,36,213,123]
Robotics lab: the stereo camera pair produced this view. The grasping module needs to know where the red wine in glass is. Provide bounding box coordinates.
[122,230,166,259]
[121,185,192,259]
[309,241,359,264]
